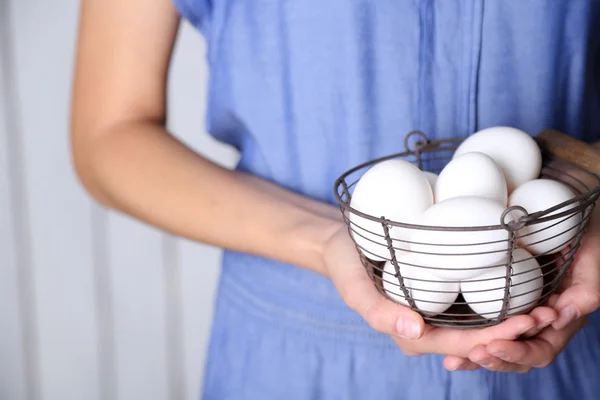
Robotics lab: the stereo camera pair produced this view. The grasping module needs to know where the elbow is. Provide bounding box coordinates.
[69,125,114,208]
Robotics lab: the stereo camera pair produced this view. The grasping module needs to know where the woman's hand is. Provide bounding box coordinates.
[443,294,589,372]
[466,295,588,373]
[445,209,600,373]
[322,224,557,359]
[444,159,600,373]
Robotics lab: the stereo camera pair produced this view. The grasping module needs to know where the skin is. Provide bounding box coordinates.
[444,161,600,372]
[71,0,597,373]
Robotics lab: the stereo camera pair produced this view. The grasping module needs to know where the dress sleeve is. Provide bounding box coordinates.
[171,0,212,33]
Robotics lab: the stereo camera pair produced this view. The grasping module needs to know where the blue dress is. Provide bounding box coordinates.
[171,1,600,398]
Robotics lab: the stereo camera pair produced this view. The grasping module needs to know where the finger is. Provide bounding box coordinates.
[553,238,600,329]
[477,358,532,373]
[521,306,558,338]
[547,294,560,308]
[487,316,586,368]
[334,263,425,339]
[419,314,536,357]
[553,284,599,330]
[325,232,426,339]
[468,345,532,373]
[361,292,426,340]
[429,315,536,349]
[470,315,537,343]
[487,339,554,368]
[443,356,481,371]
[461,362,482,371]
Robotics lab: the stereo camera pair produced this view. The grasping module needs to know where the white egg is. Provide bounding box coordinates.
[453,126,542,193]
[349,160,433,261]
[461,248,544,319]
[508,179,582,255]
[381,255,459,316]
[435,152,507,204]
[410,196,511,280]
[423,171,438,191]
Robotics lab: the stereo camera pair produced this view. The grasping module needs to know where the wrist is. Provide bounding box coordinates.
[285,210,344,278]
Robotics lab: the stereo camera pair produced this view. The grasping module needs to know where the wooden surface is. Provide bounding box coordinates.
[537,129,600,177]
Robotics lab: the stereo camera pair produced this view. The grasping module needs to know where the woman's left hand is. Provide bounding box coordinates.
[443,201,600,373]
[443,295,589,372]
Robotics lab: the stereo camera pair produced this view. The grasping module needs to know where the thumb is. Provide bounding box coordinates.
[552,284,600,330]
[334,262,426,340]
[350,271,426,340]
[324,227,425,339]
[552,241,600,329]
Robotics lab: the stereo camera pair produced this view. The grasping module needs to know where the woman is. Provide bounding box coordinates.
[70,0,600,399]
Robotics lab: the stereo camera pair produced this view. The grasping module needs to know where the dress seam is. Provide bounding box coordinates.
[466,0,484,135]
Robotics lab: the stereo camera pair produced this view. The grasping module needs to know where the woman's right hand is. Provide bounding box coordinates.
[322,222,557,362]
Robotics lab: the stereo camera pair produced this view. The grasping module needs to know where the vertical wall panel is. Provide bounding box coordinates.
[90,205,117,400]
[9,1,100,399]
[0,120,28,400]
[0,2,28,398]
[108,214,169,400]
[162,235,186,400]
[1,1,234,399]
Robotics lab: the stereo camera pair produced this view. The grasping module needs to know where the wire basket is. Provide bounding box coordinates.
[333,129,600,329]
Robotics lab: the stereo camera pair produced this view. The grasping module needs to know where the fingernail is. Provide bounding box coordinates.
[476,357,494,367]
[519,324,537,335]
[449,363,463,371]
[490,351,508,361]
[553,306,581,330]
[396,317,421,340]
[522,326,538,337]
[537,318,556,330]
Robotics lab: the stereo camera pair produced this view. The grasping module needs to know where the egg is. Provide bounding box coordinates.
[508,179,582,255]
[381,255,460,315]
[423,171,438,190]
[349,160,434,261]
[453,126,542,193]
[461,248,544,319]
[410,196,511,280]
[435,152,507,204]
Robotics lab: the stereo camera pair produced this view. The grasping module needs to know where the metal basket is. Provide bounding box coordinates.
[333,130,600,329]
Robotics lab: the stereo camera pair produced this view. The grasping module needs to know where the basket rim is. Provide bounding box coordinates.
[333,132,600,232]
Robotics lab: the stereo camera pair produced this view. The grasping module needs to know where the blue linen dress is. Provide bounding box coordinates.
[171,0,600,399]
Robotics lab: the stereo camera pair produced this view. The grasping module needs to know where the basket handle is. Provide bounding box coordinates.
[537,129,600,177]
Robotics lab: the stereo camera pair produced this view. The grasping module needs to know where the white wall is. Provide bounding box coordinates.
[0,1,238,399]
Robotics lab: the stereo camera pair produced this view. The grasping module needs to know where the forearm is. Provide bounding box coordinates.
[72,120,343,275]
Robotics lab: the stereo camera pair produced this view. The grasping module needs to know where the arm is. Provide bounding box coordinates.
[70,0,341,275]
